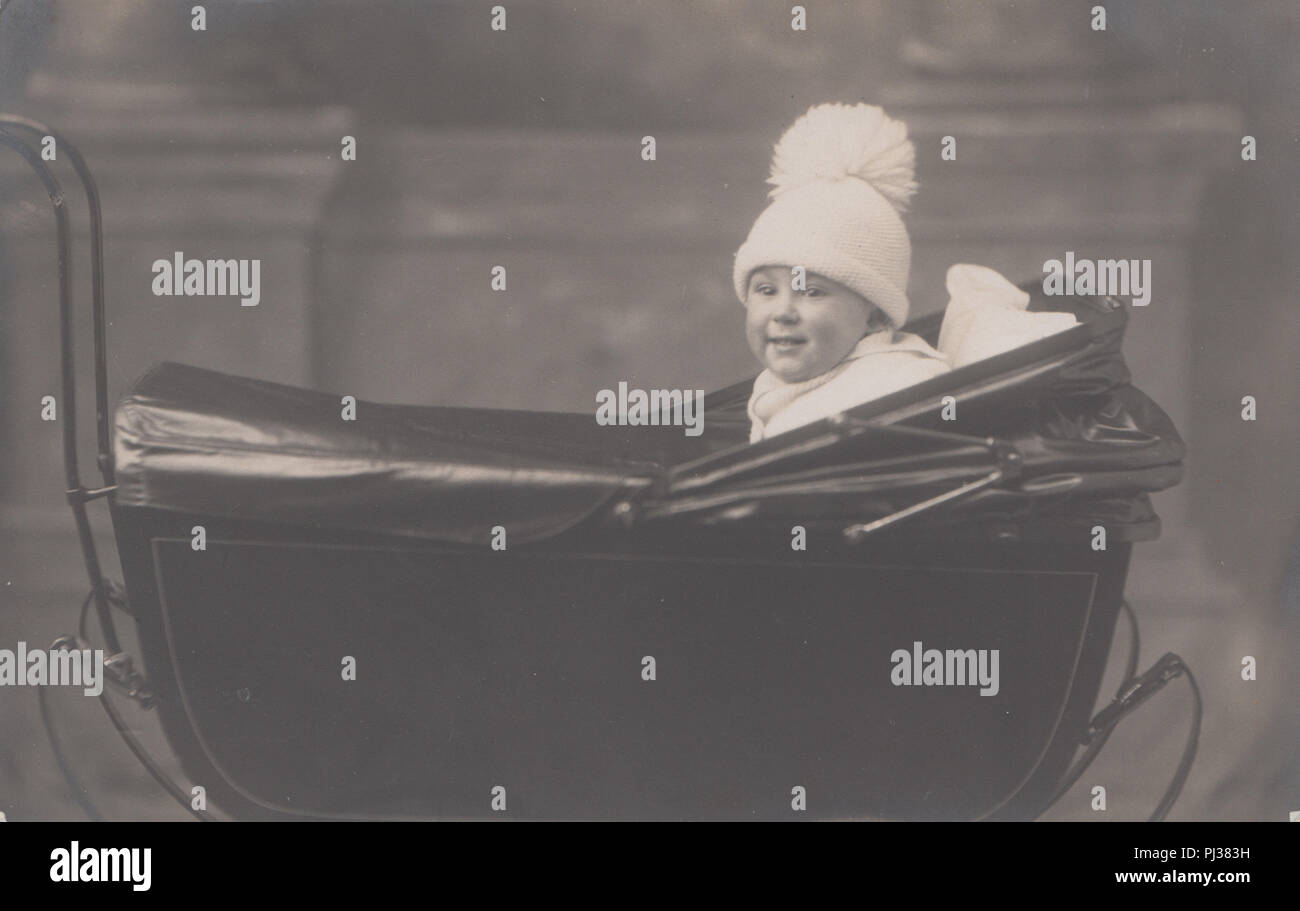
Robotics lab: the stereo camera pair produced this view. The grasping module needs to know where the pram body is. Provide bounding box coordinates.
[107,286,1184,820]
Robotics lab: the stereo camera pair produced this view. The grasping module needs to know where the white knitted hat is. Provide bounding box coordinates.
[732,103,918,329]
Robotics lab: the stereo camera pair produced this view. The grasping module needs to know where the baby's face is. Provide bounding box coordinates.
[744,266,874,382]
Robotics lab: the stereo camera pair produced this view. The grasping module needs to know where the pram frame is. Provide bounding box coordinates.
[3,118,1199,822]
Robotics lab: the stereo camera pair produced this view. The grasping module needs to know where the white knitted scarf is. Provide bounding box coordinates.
[747,330,941,442]
[748,349,856,429]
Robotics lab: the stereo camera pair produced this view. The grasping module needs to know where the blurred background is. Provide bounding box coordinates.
[1,0,1296,820]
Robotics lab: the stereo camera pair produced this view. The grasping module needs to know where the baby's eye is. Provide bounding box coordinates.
[803,286,826,298]
[753,282,777,296]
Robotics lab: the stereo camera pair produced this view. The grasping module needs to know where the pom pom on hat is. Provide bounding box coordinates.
[733,103,918,329]
[768,103,918,211]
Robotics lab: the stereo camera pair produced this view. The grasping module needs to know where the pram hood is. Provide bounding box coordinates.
[112,287,1184,546]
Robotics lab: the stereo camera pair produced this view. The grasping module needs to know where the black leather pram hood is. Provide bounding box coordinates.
[112,290,1184,546]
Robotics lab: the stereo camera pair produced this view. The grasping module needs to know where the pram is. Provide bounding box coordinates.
[5,118,1199,821]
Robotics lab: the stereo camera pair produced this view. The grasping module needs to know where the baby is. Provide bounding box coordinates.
[734,103,951,442]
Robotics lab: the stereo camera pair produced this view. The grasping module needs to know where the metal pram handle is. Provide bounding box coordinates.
[0,117,124,656]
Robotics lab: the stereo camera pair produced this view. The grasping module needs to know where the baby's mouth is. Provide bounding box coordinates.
[766,335,807,352]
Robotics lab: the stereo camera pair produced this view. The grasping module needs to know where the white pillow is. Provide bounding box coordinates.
[937,264,1079,369]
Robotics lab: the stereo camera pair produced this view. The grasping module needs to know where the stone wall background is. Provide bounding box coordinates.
[1,0,1297,820]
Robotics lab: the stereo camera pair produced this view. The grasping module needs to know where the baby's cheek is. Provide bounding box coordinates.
[818,328,857,362]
